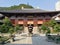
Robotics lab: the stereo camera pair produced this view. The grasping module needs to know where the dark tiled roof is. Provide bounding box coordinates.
[0,9,49,13]
[0,8,60,14]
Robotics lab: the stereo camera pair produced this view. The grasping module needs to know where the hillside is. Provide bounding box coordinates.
[0,4,33,11]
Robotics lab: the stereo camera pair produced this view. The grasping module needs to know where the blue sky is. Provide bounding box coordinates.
[0,0,58,10]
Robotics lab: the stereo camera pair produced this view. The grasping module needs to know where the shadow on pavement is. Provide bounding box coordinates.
[5,34,60,45]
[32,34,60,45]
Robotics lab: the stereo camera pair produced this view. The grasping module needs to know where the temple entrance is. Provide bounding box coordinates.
[27,24,34,27]
[24,20,38,34]
[27,24,39,34]
[27,24,33,36]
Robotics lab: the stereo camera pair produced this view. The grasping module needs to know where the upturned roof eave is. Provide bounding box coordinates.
[0,9,60,14]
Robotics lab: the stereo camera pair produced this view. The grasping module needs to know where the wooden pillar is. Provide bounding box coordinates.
[15,19,18,26]
[34,19,37,26]
[43,19,46,23]
[24,20,27,27]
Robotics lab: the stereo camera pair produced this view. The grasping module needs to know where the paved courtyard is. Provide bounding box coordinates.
[5,33,60,45]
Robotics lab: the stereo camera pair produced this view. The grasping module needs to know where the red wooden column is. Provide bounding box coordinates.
[43,19,46,23]
[15,19,18,26]
[24,20,27,27]
[34,19,37,27]
[10,19,15,26]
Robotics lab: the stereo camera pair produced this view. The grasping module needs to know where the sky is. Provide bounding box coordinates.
[0,0,59,10]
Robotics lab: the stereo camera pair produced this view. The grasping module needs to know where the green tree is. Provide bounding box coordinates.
[0,24,9,33]
[0,17,13,33]
[54,24,60,34]
[0,4,33,10]
[14,24,20,32]
[49,19,57,28]
[46,27,51,34]
[44,20,57,33]
[3,17,12,26]
[0,17,14,45]
[19,4,33,9]
[41,25,47,33]
[14,24,24,33]
[43,21,50,26]
[9,27,14,34]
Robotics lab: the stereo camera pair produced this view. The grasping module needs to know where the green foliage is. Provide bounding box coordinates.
[41,24,51,33]
[43,20,57,27]
[41,25,48,33]
[14,24,20,31]
[0,36,10,44]
[9,27,14,34]
[3,17,12,26]
[43,21,50,26]
[49,20,57,27]
[19,4,33,8]
[0,17,13,33]
[15,25,24,32]
[54,24,60,32]
[0,24,9,33]
[46,27,51,34]
[42,19,60,33]
[0,4,33,10]
[0,17,24,33]
[41,25,47,31]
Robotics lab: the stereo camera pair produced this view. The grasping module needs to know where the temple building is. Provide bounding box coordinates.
[0,9,58,26]
[0,1,60,32]
[0,8,60,32]
[0,8,60,26]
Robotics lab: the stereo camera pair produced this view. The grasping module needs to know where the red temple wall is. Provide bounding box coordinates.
[10,19,15,24]
[10,19,51,26]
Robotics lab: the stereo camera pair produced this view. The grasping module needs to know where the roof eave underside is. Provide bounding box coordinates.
[0,10,60,14]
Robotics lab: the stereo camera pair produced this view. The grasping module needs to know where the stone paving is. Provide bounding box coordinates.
[32,34,60,45]
[11,37,32,44]
[5,33,60,45]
